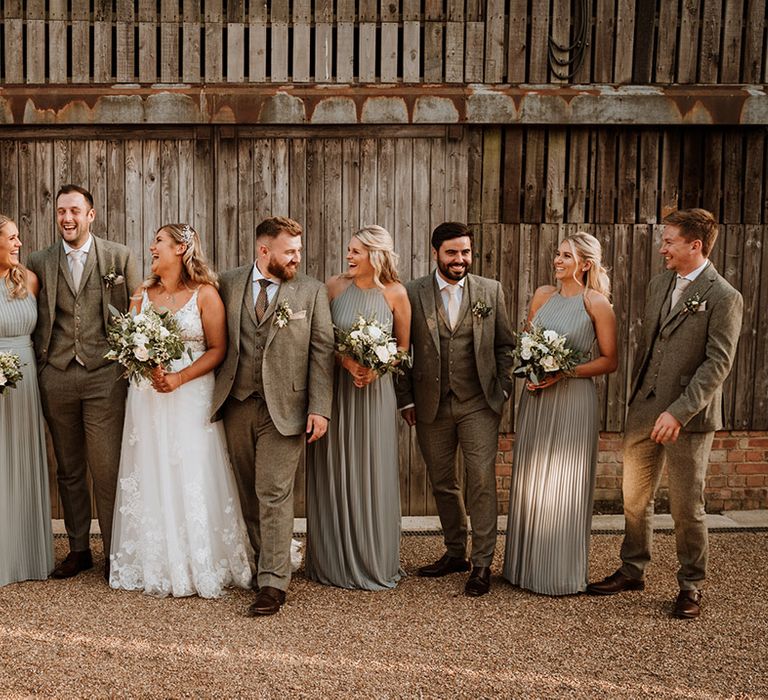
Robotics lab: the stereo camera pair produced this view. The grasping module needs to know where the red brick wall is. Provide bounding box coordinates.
[496,431,768,514]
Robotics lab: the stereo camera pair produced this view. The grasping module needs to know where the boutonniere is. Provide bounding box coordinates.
[274,301,293,328]
[682,294,706,315]
[471,300,492,319]
[102,265,124,290]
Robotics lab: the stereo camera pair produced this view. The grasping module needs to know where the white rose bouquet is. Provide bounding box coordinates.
[510,325,582,389]
[334,315,411,376]
[0,352,23,395]
[105,304,188,383]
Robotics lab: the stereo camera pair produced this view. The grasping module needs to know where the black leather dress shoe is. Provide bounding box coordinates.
[586,569,645,595]
[417,553,471,577]
[246,586,286,617]
[464,566,491,597]
[672,589,702,619]
[51,550,93,579]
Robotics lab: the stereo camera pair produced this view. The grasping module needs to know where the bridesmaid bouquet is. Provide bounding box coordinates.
[0,352,23,395]
[510,325,582,387]
[335,316,411,376]
[105,305,189,383]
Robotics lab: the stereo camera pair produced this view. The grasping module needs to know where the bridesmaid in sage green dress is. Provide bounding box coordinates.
[306,225,411,590]
[0,215,53,587]
[503,233,617,596]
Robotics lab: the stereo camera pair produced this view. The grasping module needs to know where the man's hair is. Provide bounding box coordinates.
[256,216,303,239]
[663,208,718,257]
[56,184,94,209]
[431,222,473,251]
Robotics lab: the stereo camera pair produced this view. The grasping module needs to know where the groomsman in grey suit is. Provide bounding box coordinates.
[397,222,514,596]
[212,216,334,616]
[27,184,140,580]
[588,208,743,619]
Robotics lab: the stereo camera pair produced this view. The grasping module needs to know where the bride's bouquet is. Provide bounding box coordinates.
[105,304,188,383]
[510,325,582,388]
[335,315,411,376]
[0,352,23,395]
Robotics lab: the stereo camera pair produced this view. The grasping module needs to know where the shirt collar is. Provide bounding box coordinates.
[434,269,466,292]
[252,262,281,287]
[63,234,93,256]
[679,260,709,283]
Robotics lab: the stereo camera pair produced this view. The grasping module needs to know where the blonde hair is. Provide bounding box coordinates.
[143,224,219,290]
[345,225,401,288]
[0,214,29,299]
[563,232,611,300]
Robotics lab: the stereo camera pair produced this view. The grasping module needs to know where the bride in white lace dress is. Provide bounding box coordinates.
[109,224,253,598]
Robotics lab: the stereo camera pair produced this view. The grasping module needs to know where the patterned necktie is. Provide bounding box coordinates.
[70,249,85,292]
[255,278,271,322]
[670,276,691,309]
[445,284,460,329]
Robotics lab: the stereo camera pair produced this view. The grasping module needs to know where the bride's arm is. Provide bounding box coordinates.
[153,284,227,393]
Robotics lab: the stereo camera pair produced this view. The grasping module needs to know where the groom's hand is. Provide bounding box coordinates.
[651,411,681,444]
[401,407,416,427]
[306,414,328,443]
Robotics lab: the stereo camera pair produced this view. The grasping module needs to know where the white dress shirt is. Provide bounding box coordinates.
[435,270,466,317]
[62,234,93,276]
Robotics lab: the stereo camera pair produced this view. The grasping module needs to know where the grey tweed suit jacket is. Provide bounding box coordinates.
[630,261,743,432]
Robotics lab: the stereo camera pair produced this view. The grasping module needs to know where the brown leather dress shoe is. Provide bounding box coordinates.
[417,553,471,577]
[464,566,491,597]
[246,586,286,617]
[586,569,645,595]
[672,589,702,619]
[51,550,93,579]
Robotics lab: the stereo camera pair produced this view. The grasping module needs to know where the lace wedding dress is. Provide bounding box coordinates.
[109,289,254,598]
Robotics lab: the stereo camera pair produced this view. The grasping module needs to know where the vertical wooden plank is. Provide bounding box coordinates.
[529,0,550,83]
[359,0,378,83]
[70,141,90,192]
[677,0,702,83]
[638,130,660,224]
[35,142,56,249]
[359,138,378,228]
[226,0,245,83]
[341,139,361,246]
[720,224,744,427]
[723,131,744,223]
[567,129,590,224]
[743,131,765,225]
[124,140,144,273]
[411,140,432,280]
[160,0,180,83]
[159,140,179,223]
[595,130,618,223]
[742,0,767,83]
[394,138,414,278]
[546,130,567,223]
[116,2,136,83]
[0,142,18,226]
[499,224,519,433]
[467,129,484,225]
[377,139,396,235]
[270,0,289,82]
[273,138,290,216]
[403,0,421,83]
[106,140,126,247]
[594,0,616,82]
[336,0,356,83]
[25,0,47,84]
[502,129,524,224]
[138,0,157,84]
[445,18,466,83]
[617,130,639,223]
[48,0,68,83]
[88,141,109,236]
[314,0,334,83]
[524,129,546,222]
[289,139,308,233]
[71,0,91,84]
[698,0,723,83]
[446,129,469,221]
[292,0,312,82]
[655,0,679,82]
[660,130,681,219]
[424,0,445,82]
[142,141,161,271]
[204,0,224,82]
[53,139,71,197]
[464,22,485,83]
[305,139,325,281]
[632,0,656,83]
[480,129,502,223]
[178,139,196,227]
[380,0,400,82]
[215,136,238,272]
[484,0,505,83]
[182,1,202,83]
[549,0,571,85]
[194,135,215,271]
[248,1,267,83]
[627,224,652,397]
[607,224,631,430]
[681,130,704,210]
[570,0,593,84]
[253,139,273,229]
[702,132,724,221]
[507,0,528,83]
[753,224,768,428]
[17,142,36,250]
[429,137,447,236]
[614,0,636,83]
[237,139,255,266]
[720,0,743,83]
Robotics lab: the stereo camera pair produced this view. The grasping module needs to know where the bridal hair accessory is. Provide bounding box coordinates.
[180,224,193,245]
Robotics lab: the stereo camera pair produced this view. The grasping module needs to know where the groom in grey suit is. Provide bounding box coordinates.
[588,208,743,619]
[212,216,334,616]
[28,184,140,580]
[397,222,514,596]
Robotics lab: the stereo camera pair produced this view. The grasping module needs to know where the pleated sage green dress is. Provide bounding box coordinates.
[0,287,53,587]
[306,282,402,590]
[503,292,598,595]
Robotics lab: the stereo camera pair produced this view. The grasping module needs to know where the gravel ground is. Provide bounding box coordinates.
[0,532,766,699]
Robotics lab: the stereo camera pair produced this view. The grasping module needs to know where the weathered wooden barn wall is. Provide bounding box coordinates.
[0,0,766,515]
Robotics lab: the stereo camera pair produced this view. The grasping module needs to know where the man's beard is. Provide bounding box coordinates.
[437,258,470,282]
[267,258,298,281]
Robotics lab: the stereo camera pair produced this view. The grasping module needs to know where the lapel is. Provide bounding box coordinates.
[230,266,253,350]
[58,243,77,296]
[467,275,485,361]
[265,277,298,349]
[80,241,98,295]
[419,275,440,354]
[46,244,61,321]
[659,262,716,335]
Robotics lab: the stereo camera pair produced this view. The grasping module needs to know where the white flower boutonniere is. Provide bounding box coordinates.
[471,300,492,319]
[102,265,125,290]
[683,294,706,315]
[274,301,293,328]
